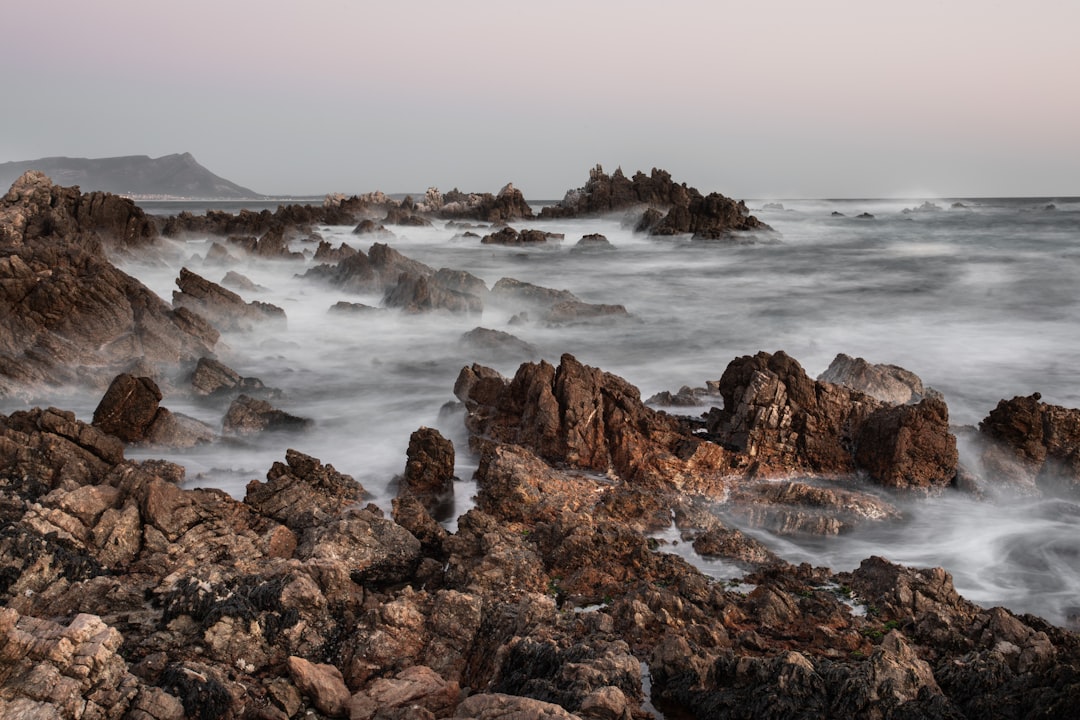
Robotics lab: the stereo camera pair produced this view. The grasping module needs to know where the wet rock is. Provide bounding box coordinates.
[229,226,304,260]
[401,426,457,500]
[222,395,311,435]
[287,656,350,717]
[571,233,615,253]
[705,351,957,488]
[313,240,358,263]
[245,448,365,531]
[818,352,935,405]
[489,278,580,313]
[460,327,539,360]
[219,270,264,292]
[0,174,218,395]
[347,665,461,720]
[352,219,393,237]
[190,356,267,398]
[544,301,629,325]
[437,182,535,223]
[383,268,487,314]
[691,525,780,565]
[303,242,433,294]
[539,165,769,238]
[725,480,901,535]
[172,267,286,332]
[92,373,214,447]
[977,393,1080,495]
[327,300,380,314]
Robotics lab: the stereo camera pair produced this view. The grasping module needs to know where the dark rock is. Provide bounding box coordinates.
[853,397,958,492]
[572,233,614,251]
[544,300,630,325]
[646,384,719,407]
[489,278,579,313]
[437,182,535,223]
[480,227,562,245]
[92,373,214,448]
[245,448,365,531]
[327,300,380,314]
[401,427,457,500]
[857,212,875,219]
[190,356,266,398]
[460,327,538,359]
[0,173,218,395]
[172,267,286,332]
[313,240,358,263]
[818,352,935,405]
[303,242,433,294]
[383,268,487,314]
[384,206,432,227]
[352,219,393,237]
[978,393,1080,495]
[222,395,311,435]
[219,270,264,292]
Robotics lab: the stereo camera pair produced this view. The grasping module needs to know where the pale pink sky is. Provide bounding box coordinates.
[3,0,1077,198]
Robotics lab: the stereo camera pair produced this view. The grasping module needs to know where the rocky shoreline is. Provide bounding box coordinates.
[2,170,1079,718]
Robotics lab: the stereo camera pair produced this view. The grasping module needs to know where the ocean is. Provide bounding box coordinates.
[11,195,1080,625]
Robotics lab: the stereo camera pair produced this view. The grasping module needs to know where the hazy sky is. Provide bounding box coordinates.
[3,1,1077,198]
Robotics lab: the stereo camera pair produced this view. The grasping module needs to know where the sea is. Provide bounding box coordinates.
[12,195,1080,626]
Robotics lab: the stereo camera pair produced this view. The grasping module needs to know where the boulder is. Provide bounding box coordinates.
[977,393,1080,495]
[287,656,350,717]
[460,327,539,360]
[818,353,934,405]
[489,278,580,313]
[222,395,311,435]
[481,227,563,246]
[303,242,433,294]
[400,427,457,500]
[92,373,214,447]
[245,448,366,531]
[383,269,487,314]
[190,356,267,398]
[172,267,286,332]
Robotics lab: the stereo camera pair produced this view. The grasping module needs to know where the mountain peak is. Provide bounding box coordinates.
[0,153,261,199]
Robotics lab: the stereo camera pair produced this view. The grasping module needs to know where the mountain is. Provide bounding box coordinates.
[0,152,262,198]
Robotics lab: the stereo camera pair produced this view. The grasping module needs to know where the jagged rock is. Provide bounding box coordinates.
[401,427,456,500]
[92,373,214,448]
[544,301,629,325]
[313,240,357,263]
[384,204,432,226]
[977,393,1080,495]
[219,270,264,292]
[437,182,535,223]
[303,242,433,294]
[172,267,286,332]
[481,227,562,245]
[489,278,579,313]
[383,269,487,314]
[245,448,365,531]
[347,665,460,720]
[818,353,934,405]
[328,300,380,314]
[190,356,266,397]
[691,525,781,565]
[161,202,357,239]
[705,351,958,489]
[460,327,538,360]
[352,219,393,237]
[222,395,311,435]
[287,656,350,717]
[725,480,902,535]
[538,165,769,238]
[296,506,422,588]
[0,173,217,395]
[645,384,720,407]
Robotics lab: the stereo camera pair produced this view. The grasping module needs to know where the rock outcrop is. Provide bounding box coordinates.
[436,183,535,223]
[0,172,218,395]
[977,392,1080,495]
[818,352,935,405]
[539,165,770,239]
[172,267,286,332]
[92,373,214,448]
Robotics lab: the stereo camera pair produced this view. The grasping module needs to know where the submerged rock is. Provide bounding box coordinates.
[222,394,311,435]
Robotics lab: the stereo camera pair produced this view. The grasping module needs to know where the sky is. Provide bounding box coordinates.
[3,0,1077,199]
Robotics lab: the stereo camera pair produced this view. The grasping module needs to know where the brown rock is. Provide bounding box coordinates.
[383,269,487,314]
[92,374,214,447]
[348,665,460,720]
[287,656,350,717]
[978,393,1080,495]
[453,692,579,719]
[853,397,958,491]
[172,267,286,332]
[223,395,310,435]
[245,448,365,531]
[401,427,457,499]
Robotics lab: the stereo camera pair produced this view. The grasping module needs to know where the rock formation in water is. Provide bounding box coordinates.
[0,172,218,395]
[3,359,1079,718]
[539,164,771,239]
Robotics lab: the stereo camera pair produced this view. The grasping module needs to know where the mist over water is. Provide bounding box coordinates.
[8,196,1080,625]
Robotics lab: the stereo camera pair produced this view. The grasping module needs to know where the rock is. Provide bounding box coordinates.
[977,393,1080,495]
[460,327,538,360]
[481,227,563,245]
[245,448,366,531]
[437,182,535,223]
[296,507,421,588]
[172,267,286,332]
[705,351,958,488]
[328,300,380,314]
[489,278,580,313]
[92,373,214,447]
[219,270,265,292]
[690,525,780,565]
[347,665,460,720]
[352,219,393,237]
[818,353,934,405]
[572,233,614,252]
[538,165,770,238]
[287,656,350,717]
[401,427,457,500]
[725,480,902,535]
[190,356,267,398]
[544,301,629,325]
[0,174,218,395]
[645,384,719,407]
[313,240,358,263]
[383,269,487,314]
[303,242,434,294]
[222,395,311,435]
[452,692,580,719]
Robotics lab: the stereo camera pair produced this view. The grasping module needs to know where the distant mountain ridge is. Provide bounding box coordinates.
[0,152,262,199]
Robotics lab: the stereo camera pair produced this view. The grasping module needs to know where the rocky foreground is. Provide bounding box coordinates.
[2,172,1080,718]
